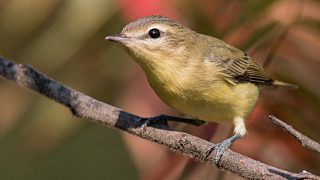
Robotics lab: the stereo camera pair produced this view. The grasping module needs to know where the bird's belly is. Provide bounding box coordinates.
[151,80,259,123]
[174,101,234,122]
[163,92,236,122]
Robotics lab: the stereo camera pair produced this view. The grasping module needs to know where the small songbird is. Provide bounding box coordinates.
[105,15,296,163]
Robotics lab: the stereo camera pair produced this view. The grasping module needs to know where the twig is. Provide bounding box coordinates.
[0,55,319,179]
[269,115,320,154]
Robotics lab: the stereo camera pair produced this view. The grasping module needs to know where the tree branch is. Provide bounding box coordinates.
[269,115,320,154]
[0,56,319,179]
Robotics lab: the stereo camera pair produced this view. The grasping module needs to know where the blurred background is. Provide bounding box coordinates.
[0,0,319,179]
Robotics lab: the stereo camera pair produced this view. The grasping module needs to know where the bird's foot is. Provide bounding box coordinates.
[213,139,233,164]
[205,133,242,165]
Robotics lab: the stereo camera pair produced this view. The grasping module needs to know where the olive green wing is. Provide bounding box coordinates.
[201,35,274,85]
[223,53,274,85]
[206,42,274,85]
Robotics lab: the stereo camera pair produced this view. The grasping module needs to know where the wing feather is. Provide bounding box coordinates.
[203,40,274,85]
[225,54,274,85]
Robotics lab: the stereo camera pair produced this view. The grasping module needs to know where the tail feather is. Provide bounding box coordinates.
[272,80,298,89]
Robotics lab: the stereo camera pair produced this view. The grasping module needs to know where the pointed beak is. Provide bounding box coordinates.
[105,33,128,42]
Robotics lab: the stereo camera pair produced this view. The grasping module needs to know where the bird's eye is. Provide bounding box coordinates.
[148,28,161,38]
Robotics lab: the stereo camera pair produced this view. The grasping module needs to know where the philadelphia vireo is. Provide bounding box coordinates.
[105,15,296,164]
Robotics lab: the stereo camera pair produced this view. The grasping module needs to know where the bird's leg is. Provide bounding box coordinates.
[135,114,206,130]
[135,114,169,131]
[205,117,246,165]
[162,115,206,126]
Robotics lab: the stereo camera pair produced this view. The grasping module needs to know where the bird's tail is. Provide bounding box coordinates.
[272,80,298,89]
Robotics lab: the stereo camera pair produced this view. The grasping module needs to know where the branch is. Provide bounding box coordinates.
[0,56,319,179]
[269,115,320,154]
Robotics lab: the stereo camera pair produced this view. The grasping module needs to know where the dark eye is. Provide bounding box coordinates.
[148,28,161,38]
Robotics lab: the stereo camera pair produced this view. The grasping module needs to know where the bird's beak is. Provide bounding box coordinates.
[105,33,128,42]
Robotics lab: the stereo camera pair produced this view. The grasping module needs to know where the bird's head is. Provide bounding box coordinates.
[105,15,197,67]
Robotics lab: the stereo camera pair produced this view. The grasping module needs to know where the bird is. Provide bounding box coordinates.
[105,15,296,164]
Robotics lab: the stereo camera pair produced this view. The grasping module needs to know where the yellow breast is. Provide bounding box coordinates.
[143,60,259,122]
